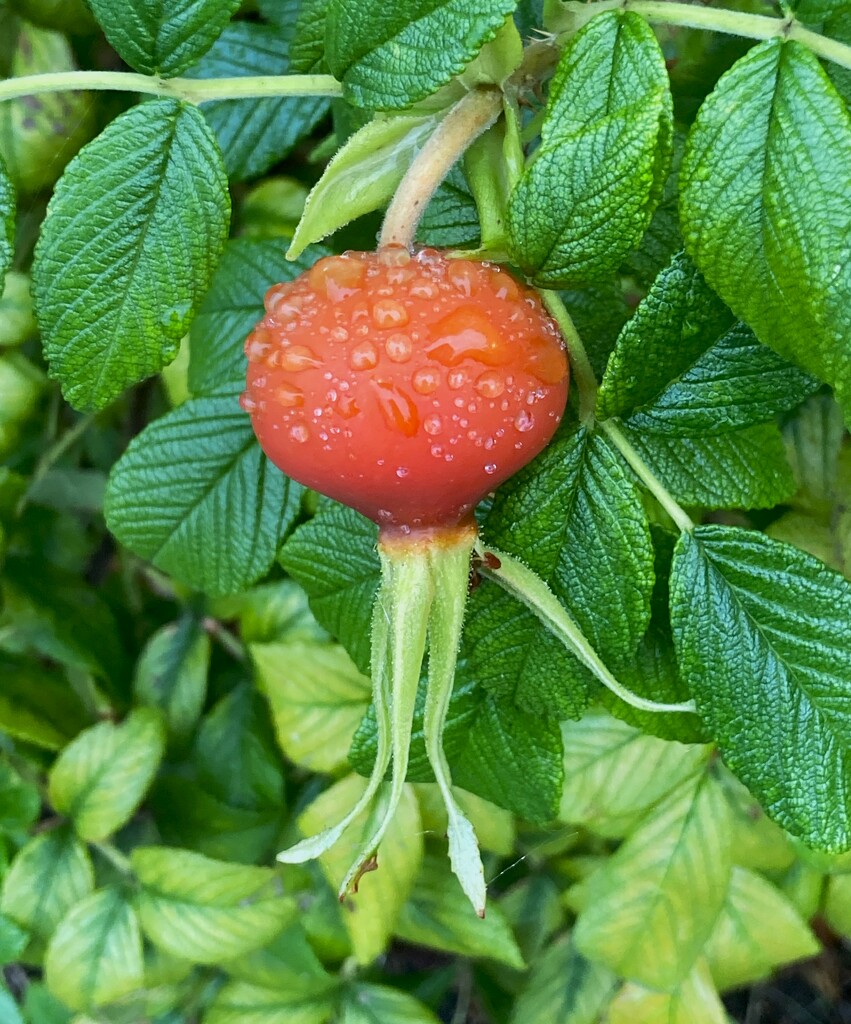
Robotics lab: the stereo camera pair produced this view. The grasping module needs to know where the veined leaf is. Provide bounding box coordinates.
[86,0,241,75]
[44,887,144,1011]
[0,656,89,751]
[279,499,380,675]
[621,422,795,509]
[608,960,728,1024]
[48,709,166,842]
[395,853,524,968]
[205,979,337,1024]
[559,713,711,838]
[132,847,295,964]
[485,425,655,676]
[298,774,422,964]
[509,11,671,286]
[337,984,441,1024]
[290,0,330,72]
[185,23,330,181]
[326,0,517,109]
[574,773,732,989]
[105,387,302,597]
[704,867,819,991]
[0,915,28,966]
[189,237,329,395]
[681,39,851,423]
[670,526,851,850]
[509,934,616,1024]
[252,639,371,773]
[0,827,94,943]
[33,100,229,410]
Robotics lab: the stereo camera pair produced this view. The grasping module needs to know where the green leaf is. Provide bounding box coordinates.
[223,923,331,991]
[253,638,370,772]
[574,773,732,989]
[289,0,330,72]
[0,827,94,943]
[194,683,285,811]
[105,388,302,596]
[670,525,851,851]
[0,656,89,751]
[132,847,295,964]
[598,250,814,429]
[485,425,655,675]
[298,774,422,964]
[0,758,40,836]
[395,853,524,968]
[189,238,328,395]
[44,887,144,1012]
[0,22,96,194]
[680,39,851,423]
[824,873,851,938]
[704,867,818,991]
[185,23,329,181]
[21,984,70,1024]
[509,935,616,1024]
[33,100,230,411]
[0,989,23,1024]
[337,983,440,1024]
[325,0,517,110]
[279,500,380,675]
[0,914,28,964]
[783,392,847,513]
[0,272,34,349]
[0,157,12,291]
[621,422,795,509]
[48,708,166,842]
[134,618,210,745]
[415,784,514,857]
[608,960,728,1024]
[508,11,671,286]
[86,0,241,75]
[287,112,441,259]
[205,979,337,1024]
[558,713,711,839]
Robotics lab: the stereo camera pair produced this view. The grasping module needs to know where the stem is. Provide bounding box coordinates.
[380,88,503,249]
[476,542,697,715]
[561,0,851,72]
[16,412,96,517]
[424,530,485,916]
[92,841,134,877]
[541,290,597,424]
[0,71,342,106]
[601,420,695,533]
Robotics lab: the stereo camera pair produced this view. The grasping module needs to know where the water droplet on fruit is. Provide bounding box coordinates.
[336,394,360,419]
[484,463,497,474]
[349,341,378,371]
[494,274,520,301]
[274,382,304,407]
[372,300,409,329]
[525,341,568,385]
[475,371,505,398]
[372,380,419,437]
[412,367,440,394]
[264,282,295,313]
[385,333,413,363]
[377,509,393,522]
[331,326,349,343]
[427,307,513,367]
[514,409,535,432]
[448,369,468,390]
[431,444,443,458]
[290,424,310,443]
[448,262,479,297]
[239,392,257,413]
[396,466,409,479]
[423,414,442,436]
[308,255,366,302]
[378,244,411,267]
[245,327,273,362]
[410,279,437,299]
[281,346,321,371]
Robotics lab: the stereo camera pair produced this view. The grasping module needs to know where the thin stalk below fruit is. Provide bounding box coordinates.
[475,542,698,716]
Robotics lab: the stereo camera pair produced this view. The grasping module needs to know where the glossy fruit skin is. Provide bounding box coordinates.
[243,247,569,531]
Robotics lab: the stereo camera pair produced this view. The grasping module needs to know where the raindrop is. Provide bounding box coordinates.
[514,409,535,432]
[349,341,379,371]
[290,424,310,443]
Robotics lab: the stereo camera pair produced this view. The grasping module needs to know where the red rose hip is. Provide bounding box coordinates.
[242,246,569,532]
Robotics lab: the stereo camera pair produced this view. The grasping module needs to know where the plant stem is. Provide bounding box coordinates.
[16,412,96,517]
[560,0,851,72]
[0,71,342,106]
[541,290,597,424]
[476,542,697,715]
[380,88,503,249]
[93,841,134,877]
[601,420,695,532]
